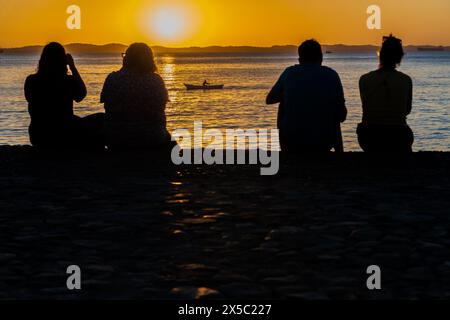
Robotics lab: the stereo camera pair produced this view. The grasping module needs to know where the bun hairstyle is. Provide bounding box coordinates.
[379,34,404,69]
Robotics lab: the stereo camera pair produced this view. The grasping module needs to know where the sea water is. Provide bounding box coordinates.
[0,52,449,151]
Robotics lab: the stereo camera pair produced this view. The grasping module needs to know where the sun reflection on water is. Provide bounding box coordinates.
[0,53,448,151]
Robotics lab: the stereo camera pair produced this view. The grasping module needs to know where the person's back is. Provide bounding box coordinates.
[24,42,97,149]
[357,35,414,153]
[26,73,80,127]
[101,43,171,150]
[360,69,412,126]
[102,70,167,124]
[266,40,347,152]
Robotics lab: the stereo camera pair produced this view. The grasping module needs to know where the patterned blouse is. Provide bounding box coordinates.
[101,70,171,147]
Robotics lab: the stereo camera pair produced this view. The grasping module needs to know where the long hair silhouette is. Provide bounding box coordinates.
[37,42,68,76]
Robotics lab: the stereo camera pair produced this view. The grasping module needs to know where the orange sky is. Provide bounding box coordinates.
[1,0,449,47]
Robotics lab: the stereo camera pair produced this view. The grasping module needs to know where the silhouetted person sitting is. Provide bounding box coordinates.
[25,42,105,150]
[357,35,414,153]
[101,43,174,151]
[203,80,209,87]
[266,39,347,153]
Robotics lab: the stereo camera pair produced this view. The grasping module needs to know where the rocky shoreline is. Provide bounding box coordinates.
[0,146,449,299]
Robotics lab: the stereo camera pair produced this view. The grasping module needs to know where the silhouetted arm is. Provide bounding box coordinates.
[67,54,87,103]
[336,74,347,123]
[24,76,34,104]
[100,74,111,105]
[161,75,170,105]
[333,73,346,153]
[24,75,36,117]
[266,71,286,105]
[71,68,87,102]
[358,76,365,106]
[406,76,413,115]
[266,89,282,104]
[154,74,169,106]
[334,125,344,153]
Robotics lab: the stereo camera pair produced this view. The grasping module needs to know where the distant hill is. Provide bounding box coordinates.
[3,43,449,55]
[3,43,128,54]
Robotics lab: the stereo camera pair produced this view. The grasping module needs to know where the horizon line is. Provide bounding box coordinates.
[2,42,450,50]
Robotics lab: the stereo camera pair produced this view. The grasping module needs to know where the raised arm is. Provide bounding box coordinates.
[67,54,87,103]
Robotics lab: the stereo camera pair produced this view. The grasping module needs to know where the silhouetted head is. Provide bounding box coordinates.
[379,34,404,69]
[37,42,68,76]
[122,43,157,74]
[298,39,323,65]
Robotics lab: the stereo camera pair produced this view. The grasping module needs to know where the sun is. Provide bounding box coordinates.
[151,7,186,41]
[141,3,200,45]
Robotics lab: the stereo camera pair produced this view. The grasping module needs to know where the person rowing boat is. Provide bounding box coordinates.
[184,82,224,90]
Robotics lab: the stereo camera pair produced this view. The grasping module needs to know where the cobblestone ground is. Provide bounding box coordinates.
[0,147,449,299]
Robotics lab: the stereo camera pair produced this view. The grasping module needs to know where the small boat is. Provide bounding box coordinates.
[184,83,224,90]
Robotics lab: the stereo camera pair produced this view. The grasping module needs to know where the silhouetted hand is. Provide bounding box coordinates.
[66,54,76,70]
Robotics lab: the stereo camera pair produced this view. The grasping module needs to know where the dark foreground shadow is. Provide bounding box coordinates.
[0,146,449,299]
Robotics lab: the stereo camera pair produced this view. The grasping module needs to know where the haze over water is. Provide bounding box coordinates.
[0,52,449,151]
